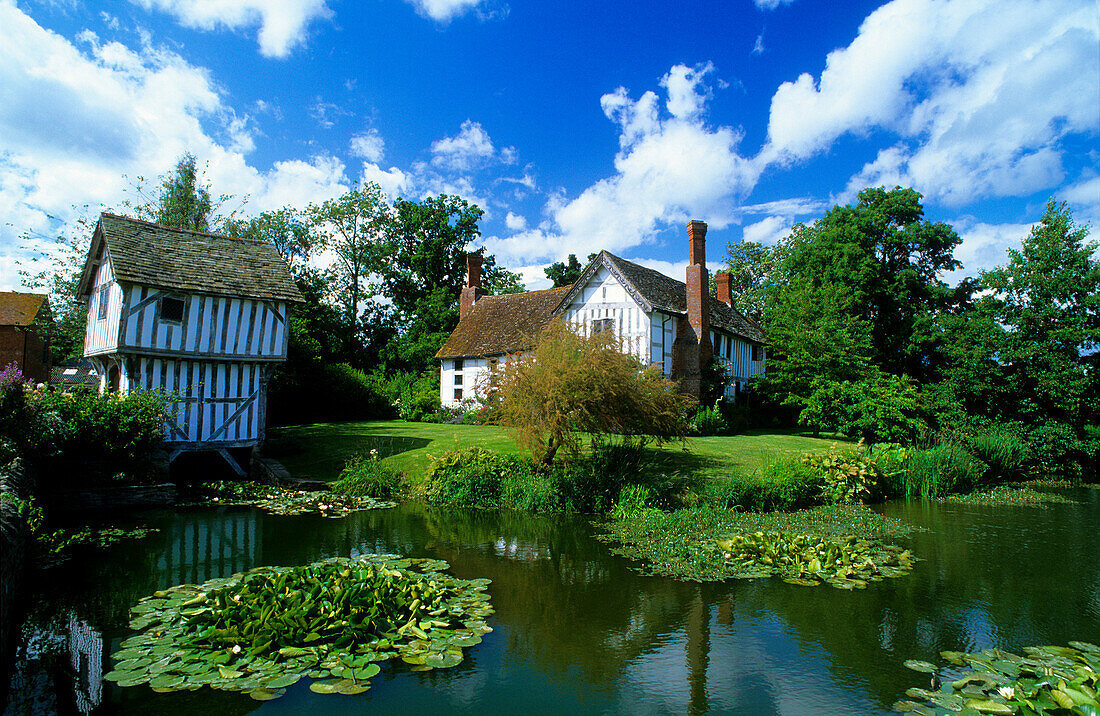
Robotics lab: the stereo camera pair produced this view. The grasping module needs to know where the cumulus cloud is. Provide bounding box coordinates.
[504,212,526,231]
[946,218,1034,281]
[0,4,349,289]
[130,0,331,58]
[404,0,485,22]
[754,0,795,9]
[487,63,758,266]
[762,0,1099,207]
[742,216,792,245]
[430,120,513,171]
[349,129,385,163]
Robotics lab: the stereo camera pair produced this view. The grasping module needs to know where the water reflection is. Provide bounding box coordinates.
[4,489,1098,715]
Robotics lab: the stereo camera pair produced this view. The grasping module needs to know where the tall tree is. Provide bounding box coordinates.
[307,182,392,321]
[544,253,596,288]
[223,207,314,264]
[979,200,1099,427]
[784,187,961,380]
[724,241,784,323]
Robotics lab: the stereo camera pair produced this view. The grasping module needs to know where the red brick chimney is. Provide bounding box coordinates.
[460,252,486,320]
[715,271,732,306]
[675,220,712,399]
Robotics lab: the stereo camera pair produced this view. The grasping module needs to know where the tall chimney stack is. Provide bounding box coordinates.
[715,271,732,306]
[460,252,485,320]
[683,219,712,398]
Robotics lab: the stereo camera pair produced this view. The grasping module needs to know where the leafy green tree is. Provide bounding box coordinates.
[492,320,695,466]
[307,182,392,321]
[724,241,783,323]
[980,200,1099,428]
[799,371,923,444]
[784,187,961,380]
[544,253,596,288]
[223,207,314,264]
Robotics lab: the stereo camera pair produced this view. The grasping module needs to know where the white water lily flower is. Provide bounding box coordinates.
[231,645,241,654]
[997,686,1015,699]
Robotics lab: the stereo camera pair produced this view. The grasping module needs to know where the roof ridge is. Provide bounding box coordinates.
[100,212,264,245]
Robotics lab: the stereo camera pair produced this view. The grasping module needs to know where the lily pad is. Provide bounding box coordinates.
[904,660,939,674]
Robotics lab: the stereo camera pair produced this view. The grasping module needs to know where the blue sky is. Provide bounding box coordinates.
[1,0,1097,291]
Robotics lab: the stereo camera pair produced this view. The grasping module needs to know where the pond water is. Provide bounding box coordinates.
[5,489,1099,715]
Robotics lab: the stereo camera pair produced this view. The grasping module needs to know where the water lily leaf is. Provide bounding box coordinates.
[904,660,939,674]
[149,674,185,690]
[963,699,1014,715]
[248,688,285,701]
[264,674,301,689]
[309,680,341,694]
[217,666,243,679]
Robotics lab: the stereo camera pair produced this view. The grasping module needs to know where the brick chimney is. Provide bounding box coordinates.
[715,271,732,306]
[673,220,712,400]
[460,252,486,320]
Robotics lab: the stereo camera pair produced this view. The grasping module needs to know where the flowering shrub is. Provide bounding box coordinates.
[802,441,881,504]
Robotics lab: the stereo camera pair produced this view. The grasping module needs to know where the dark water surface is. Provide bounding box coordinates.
[6,489,1099,715]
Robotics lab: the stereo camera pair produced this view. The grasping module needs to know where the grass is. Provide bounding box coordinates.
[267,420,846,483]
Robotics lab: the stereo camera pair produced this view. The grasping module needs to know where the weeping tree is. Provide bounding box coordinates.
[491,320,695,466]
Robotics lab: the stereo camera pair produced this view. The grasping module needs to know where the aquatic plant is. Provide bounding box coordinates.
[894,642,1099,715]
[104,554,494,700]
[192,481,395,517]
[803,441,880,504]
[716,531,916,589]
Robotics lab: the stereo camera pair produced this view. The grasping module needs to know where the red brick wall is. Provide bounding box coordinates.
[0,325,50,383]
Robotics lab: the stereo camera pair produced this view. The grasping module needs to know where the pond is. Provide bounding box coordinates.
[5,488,1099,715]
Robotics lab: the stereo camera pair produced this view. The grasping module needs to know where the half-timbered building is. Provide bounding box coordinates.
[77,213,303,473]
[437,220,766,407]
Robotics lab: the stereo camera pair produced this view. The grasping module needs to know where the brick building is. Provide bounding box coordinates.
[0,292,51,384]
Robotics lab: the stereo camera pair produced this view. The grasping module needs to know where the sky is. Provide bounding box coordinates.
[1,0,1097,293]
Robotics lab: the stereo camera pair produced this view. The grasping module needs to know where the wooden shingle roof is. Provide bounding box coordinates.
[0,292,47,326]
[436,286,573,359]
[554,252,767,344]
[78,214,303,303]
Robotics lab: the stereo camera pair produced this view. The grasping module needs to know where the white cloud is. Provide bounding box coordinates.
[130,0,332,58]
[762,0,1099,207]
[490,63,758,265]
[0,3,349,290]
[404,0,484,22]
[431,120,512,171]
[754,0,795,9]
[504,212,526,231]
[946,218,1033,281]
[360,162,408,198]
[742,216,792,246]
[752,34,765,55]
[349,129,385,163]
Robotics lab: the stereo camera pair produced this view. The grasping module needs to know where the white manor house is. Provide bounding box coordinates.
[436,220,766,408]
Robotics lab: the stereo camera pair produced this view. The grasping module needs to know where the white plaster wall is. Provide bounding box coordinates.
[560,265,650,364]
[440,355,514,407]
[83,253,123,356]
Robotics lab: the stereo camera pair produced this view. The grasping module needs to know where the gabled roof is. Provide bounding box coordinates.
[552,252,767,344]
[0,292,48,326]
[77,214,303,303]
[436,286,573,359]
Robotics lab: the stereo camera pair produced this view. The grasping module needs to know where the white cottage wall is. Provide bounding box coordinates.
[560,266,650,363]
[440,355,514,408]
[84,255,124,355]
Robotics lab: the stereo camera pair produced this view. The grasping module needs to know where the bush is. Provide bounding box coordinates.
[704,457,821,512]
[802,441,880,504]
[420,447,518,508]
[871,443,910,497]
[691,406,728,436]
[332,450,402,498]
[900,444,987,497]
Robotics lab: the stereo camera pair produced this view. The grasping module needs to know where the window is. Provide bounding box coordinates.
[160,296,185,323]
[752,344,765,361]
[454,388,463,401]
[592,317,614,335]
[97,284,110,320]
[454,358,464,371]
[454,374,463,386]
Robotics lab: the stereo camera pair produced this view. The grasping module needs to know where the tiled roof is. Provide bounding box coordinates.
[436,286,573,358]
[0,292,47,326]
[80,214,303,303]
[50,359,99,389]
[556,252,767,344]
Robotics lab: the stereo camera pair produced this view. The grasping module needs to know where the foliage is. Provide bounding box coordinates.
[598,502,915,582]
[419,447,519,508]
[716,531,916,589]
[724,240,784,323]
[104,555,494,700]
[799,371,924,444]
[965,425,1031,484]
[782,186,961,381]
[803,441,880,504]
[268,361,392,426]
[544,253,596,288]
[691,405,728,436]
[307,181,392,320]
[610,485,658,519]
[703,457,821,512]
[894,642,1100,715]
[223,207,315,264]
[332,450,402,498]
[896,444,987,497]
[492,319,694,465]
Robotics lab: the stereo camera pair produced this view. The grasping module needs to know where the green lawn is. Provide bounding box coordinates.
[267,420,846,483]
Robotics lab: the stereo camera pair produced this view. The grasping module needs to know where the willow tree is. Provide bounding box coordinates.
[491,320,695,466]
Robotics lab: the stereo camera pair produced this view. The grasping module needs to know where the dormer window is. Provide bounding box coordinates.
[160,296,185,323]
